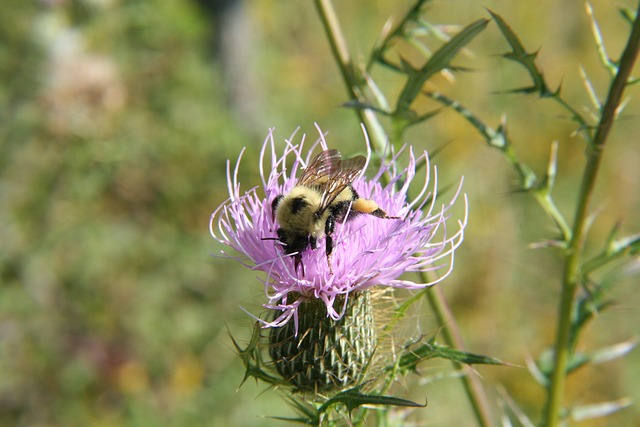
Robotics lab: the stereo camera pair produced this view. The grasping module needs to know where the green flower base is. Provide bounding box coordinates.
[269,291,376,392]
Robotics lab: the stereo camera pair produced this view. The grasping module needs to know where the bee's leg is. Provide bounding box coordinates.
[370,208,389,218]
[309,235,317,250]
[325,215,335,273]
[325,236,334,275]
[352,198,400,219]
[332,200,354,223]
[294,253,305,277]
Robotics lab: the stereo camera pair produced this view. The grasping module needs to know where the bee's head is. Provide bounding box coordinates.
[259,228,306,275]
[276,228,309,255]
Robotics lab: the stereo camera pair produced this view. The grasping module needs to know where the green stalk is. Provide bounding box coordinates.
[542,4,640,426]
[313,0,388,153]
[424,281,494,427]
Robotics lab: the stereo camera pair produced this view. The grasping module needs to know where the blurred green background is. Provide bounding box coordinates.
[1,0,638,426]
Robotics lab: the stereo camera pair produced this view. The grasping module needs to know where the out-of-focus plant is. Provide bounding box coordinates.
[0,1,250,425]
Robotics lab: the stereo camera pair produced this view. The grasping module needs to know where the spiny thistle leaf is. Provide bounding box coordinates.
[318,386,425,414]
[395,18,489,112]
[534,141,572,241]
[369,0,433,72]
[535,348,590,379]
[342,100,392,115]
[488,10,553,96]
[619,6,637,26]
[569,398,633,421]
[228,323,287,388]
[363,70,392,112]
[590,338,639,364]
[609,231,640,254]
[267,415,317,425]
[582,224,640,274]
[567,352,591,374]
[497,386,537,427]
[425,91,507,147]
[538,141,559,196]
[270,396,320,426]
[526,351,549,387]
[409,108,441,125]
[536,339,636,380]
[586,2,619,76]
[570,281,615,350]
[534,339,638,395]
[392,338,507,373]
[580,65,602,111]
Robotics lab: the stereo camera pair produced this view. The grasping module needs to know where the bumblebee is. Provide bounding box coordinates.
[270,149,398,274]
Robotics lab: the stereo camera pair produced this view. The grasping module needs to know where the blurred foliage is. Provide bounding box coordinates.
[0,0,262,425]
[0,0,638,426]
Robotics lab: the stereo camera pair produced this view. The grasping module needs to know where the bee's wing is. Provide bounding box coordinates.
[298,149,343,186]
[299,150,366,214]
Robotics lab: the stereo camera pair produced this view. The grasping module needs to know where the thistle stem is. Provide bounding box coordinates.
[313,0,388,152]
[542,4,640,426]
[425,284,494,427]
[313,0,355,98]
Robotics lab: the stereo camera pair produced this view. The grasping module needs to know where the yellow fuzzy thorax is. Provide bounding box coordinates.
[275,185,357,237]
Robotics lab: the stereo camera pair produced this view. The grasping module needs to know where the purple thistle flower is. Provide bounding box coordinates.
[210,126,467,331]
